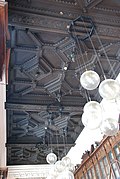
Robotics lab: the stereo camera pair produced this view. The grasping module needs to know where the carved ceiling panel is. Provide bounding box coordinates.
[6,0,120,165]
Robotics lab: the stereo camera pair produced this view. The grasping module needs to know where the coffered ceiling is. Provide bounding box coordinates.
[6,0,120,165]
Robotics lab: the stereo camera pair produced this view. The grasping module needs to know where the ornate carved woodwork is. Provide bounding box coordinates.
[6,0,120,165]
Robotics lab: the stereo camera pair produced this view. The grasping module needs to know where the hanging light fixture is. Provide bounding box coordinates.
[47,168,58,179]
[61,156,71,167]
[83,101,102,113]
[101,99,120,116]
[69,16,100,91]
[100,99,119,136]
[46,152,57,164]
[80,70,100,90]
[99,79,120,100]
[46,116,57,165]
[82,111,102,130]
[68,15,120,137]
[54,160,65,173]
[100,116,119,136]
[56,170,74,179]
[82,101,103,130]
[46,129,75,179]
[47,156,75,179]
[67,163,75,173]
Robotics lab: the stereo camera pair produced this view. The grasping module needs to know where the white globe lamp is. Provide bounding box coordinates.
[99,79,120,100]
[62,156,71,167]
[100,115,119,136]
[84,101,102,113]
[54,160,65,173]
[80,70,100,90]
[67,163,75,173]
[82,111,102,130]
[46,152,57,164]
[57,170,74,179]
[101,99,120,116]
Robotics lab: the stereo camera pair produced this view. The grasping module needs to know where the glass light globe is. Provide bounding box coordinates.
[67,163,75,173]
[84,101,102,113]
[82,111,102,130]
[49,166,58,178]
[100,116,119,136]
[99,79,120,100]
[46,152,57,164]
[54,160,65,173]
[62,156,71,167]
[80,70,100,90]
[101,99,120,117]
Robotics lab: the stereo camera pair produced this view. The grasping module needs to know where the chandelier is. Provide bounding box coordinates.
[45,110,75,179]
[46,128,75,179]
[68,15,120,136]
[46,155,75,179]
[46,16,120,179]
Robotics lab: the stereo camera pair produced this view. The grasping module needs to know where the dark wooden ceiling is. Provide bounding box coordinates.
[6,0,120,165]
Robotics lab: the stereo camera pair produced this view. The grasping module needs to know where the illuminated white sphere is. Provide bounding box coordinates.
[99,79,120,100]
[46,152,57,164]
[82,111,102,130]
[101,99,120,116]
[49,166,58,178]
[67,163,75,173]
[62,156,71,167]
[84,101,102,113]
[100,116,119,136]
[80,70,100,90]
[54,160,65,173]
[57,170,74,179]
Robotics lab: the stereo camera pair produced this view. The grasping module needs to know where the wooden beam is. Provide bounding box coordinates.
[5,102,83,113]
[6,143,75,147]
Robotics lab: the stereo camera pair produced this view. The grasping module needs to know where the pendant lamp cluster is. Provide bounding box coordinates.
[45,123,75,179]
[80,71,120,136]
[46,154,75,179]
[69,15,120,136]
[45,16,120,178]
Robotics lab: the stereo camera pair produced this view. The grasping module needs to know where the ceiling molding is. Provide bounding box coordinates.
[8,11,120,40]
[5,103,83,112]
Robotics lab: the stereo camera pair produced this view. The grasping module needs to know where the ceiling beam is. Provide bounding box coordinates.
[8,10,120,41]
[5,103,83,113]
[6,143,75,147]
